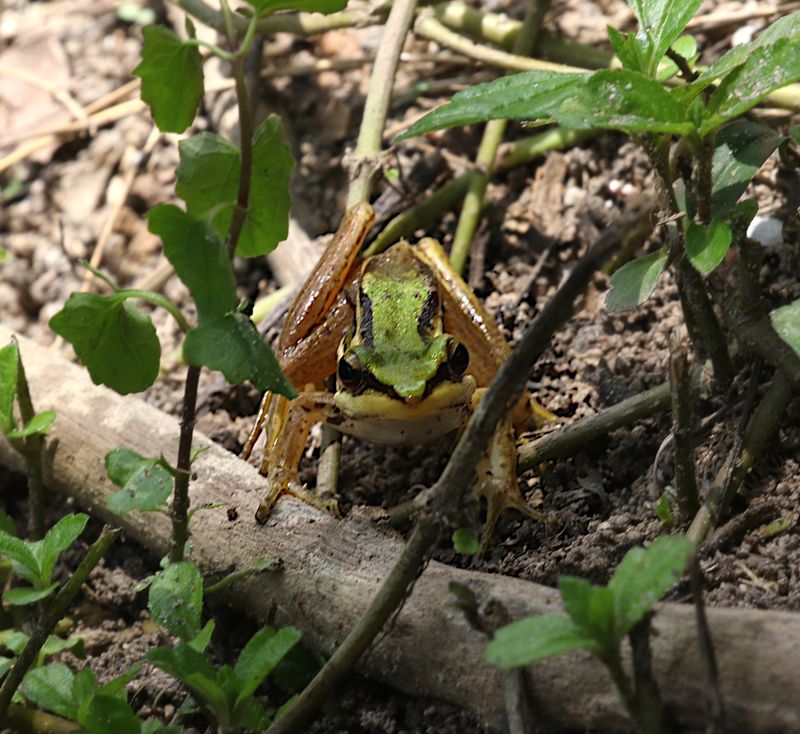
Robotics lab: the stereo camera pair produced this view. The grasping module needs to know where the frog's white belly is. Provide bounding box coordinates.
[332,376,476,446]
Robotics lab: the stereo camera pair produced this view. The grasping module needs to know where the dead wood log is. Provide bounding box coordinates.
[1,325,799,733]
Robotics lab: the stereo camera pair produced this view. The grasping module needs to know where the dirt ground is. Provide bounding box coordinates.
[1,0,799,731]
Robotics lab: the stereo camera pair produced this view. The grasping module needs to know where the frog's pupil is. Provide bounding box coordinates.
[448,342,469,377]
[338,356,362,389]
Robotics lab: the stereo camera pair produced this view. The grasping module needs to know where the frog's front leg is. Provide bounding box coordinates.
[254,392,341,524]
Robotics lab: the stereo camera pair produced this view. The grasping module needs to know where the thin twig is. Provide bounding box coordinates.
[1,703,79,734]
[0,526,120,718]
[670,340,699,517]
[629,615,666,734]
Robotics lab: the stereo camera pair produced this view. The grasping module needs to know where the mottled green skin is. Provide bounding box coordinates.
[348,244,449,399]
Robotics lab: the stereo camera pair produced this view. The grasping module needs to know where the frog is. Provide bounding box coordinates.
[244,202,551,551]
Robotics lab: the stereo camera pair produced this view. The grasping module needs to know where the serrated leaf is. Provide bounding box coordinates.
[712,120,783,219]
[133,25,203,133]
[4,582,59,606]
[7,410,56,439]
[0,342,18,433]
[770,300,800,357]
[146,643,218,684]
[485,614,599,670]
[607,26,645,72]
[396,71,586,140]
[605,249,668,312]
[0,529,41,584]
[105,448,173,514]
[558,577,614,651]
[21,664,78,720]
[608,535,693,639]
[148,562,204,641]
[35,513,89,586]
[183,312,296,397]
[49,293,160,395]
[701,38,800,135]
[685,219,732,275]
[246,0,347,15]
[627,0,704,75]
[41,634,85,660]
[452,527,479,555]
[79,693,140,734]
[554,69,693,134]
[147,204,237,324]
[233,626,301,707]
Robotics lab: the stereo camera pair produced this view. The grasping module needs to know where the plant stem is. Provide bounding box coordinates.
[603,649,638,721]
[669,341,699,517]
[346,0,420,207]
[12,339,44,540]
[119,290,191,333]
[629,616,666,734]
[1,704,79,734]
[0,526,120,718]
[226,55,255,257]
[449,0,551,275]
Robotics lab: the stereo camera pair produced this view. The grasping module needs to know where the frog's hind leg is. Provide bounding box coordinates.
[255,392,340,524]
[475,412,547,557]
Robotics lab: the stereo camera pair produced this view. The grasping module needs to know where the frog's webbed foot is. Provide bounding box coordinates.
[250,392,341,524]
[475,416,548,557]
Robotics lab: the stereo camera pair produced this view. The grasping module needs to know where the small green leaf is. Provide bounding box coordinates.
[21,664,77,720]
[608,535,693,639]
[183,312,296,397]
[246,0,347,15]
[36,513,89,586]
[272,643,322,691]
[770,300,800,357]
[79,693,140,734]
[701,38,800,135]
[189,619,216,653]
[105,448,173,514]
[233,626,301,707]
[452,527,479,555]
[147,204,237,324]
[0,342,18,433]
[49,293,160,395]
[0,530,40,584]
[485,614,599,669]
[4,582,59,606]
[146,644,219,691]
[7,410,56,439]
[148,562,204,641]
[605,249,668,312]
[607,26,645,72]
[396,71,586,140]
[117,2,156,25]
[654,494,675,528]
[685,219,732,275]
[41,635,86,660]
[554,69,693,135]
[712,120,784,219]
[133,25,203,133]
[626,0,704,75]
[558,577,614,650]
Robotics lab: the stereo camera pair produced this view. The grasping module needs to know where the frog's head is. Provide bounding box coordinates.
[336,243,470,401]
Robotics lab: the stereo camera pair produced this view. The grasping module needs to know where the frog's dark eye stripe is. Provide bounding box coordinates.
[417,288,439,338]
[446,339,469,377]
[359,291,374,348]
[337,354,364,391]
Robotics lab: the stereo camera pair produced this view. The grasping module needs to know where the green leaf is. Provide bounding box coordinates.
[189,619,216,653]
[554,69,693,135]
[146,643,218,688]
[395,71,586,140]
[558,577,615,650]
[7,410,56,439]
[701,38,800,135]
[246,0,347,14]
[0,529,41,584]
[183,312,297,397]
[485,614,599,669]
[105,448,173,514]
[627,0,704,75]
[21,664,77,720]
[770,300,800,357]
[49,293,160,395]
[41,634,85,660]
[0,342,18,433]
[605,249,668,312]
[238,697,273,731]
[148,562,204,641]
[452,527,479,555]
[712,120,783,219]
[35,513,89,586]
[608,535,693,639]
[147,204,237,324]
[685,219,732,275]
[4,582,59,606]
[0,658,13,680]
[133,25,203,133]
[272,643,322,691]
[233,626,301,707]
[607,26,645,72]
[79,693,140,734]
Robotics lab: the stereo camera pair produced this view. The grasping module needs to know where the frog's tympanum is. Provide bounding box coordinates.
[244,203,550,551]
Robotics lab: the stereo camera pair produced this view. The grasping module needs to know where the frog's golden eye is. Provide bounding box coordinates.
[337,353,364,390]
[446,339,469,378]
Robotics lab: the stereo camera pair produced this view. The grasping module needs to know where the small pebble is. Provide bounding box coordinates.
[747,216,783,247]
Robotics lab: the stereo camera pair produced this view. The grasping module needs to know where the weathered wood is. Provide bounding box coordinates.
[2,325,799,732]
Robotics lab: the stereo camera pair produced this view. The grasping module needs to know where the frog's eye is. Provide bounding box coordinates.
[446,339,469,377]
[337,353,364,390]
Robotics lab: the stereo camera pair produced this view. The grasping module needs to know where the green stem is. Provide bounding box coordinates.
[0,527,120,718]
[226,56,255,256]
[118,290,191,333]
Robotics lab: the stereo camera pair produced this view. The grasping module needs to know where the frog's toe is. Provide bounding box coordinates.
[477,476,547,557]
[255,480,341,524]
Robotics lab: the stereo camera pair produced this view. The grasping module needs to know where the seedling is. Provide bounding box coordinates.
[486,535,693,730]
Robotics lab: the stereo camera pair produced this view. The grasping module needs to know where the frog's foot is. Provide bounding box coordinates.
[255,480,340,524]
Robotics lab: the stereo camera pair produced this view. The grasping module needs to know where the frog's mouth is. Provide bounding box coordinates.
[347,357,469,403]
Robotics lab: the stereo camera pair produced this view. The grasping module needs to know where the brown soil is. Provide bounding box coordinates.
[1,0,799,731]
